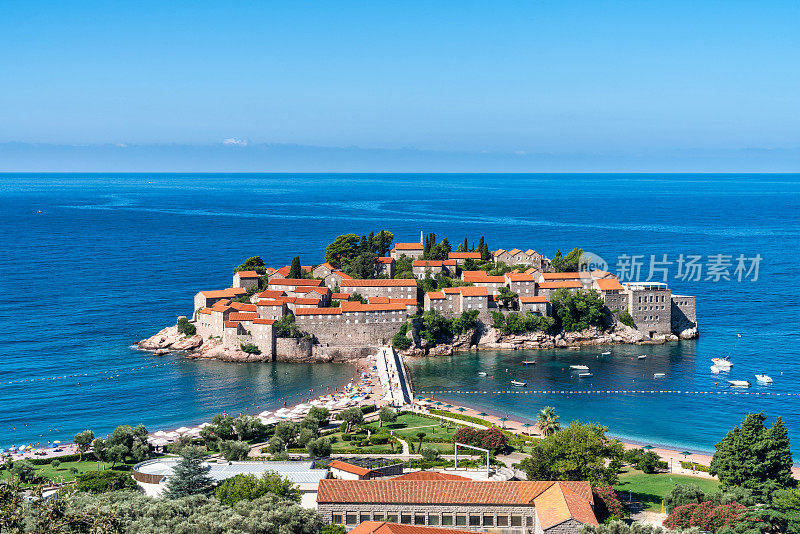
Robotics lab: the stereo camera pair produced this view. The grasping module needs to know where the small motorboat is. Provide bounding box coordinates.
[522,360,536,365]
[728,380,751,388]
[637,355,647,360]
[755,374,773,384]
[710,366,721,374]
[712,357,733,368]
[601,351,611,356]
[478,372,488,377]
[578,372,593,378]
[654,373,666,378]
[570,365,589,371]
[511,380,527,387]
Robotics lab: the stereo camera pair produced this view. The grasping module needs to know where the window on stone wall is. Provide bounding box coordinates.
[373,513,384,521]
[332,514,343,524]
[497,515,509,527]
[483,515,494,526]
[415,514,425,525]
[387,514,399,523]
[526,516,534,527]
[428,514,440,526]
[346,514,358,525]
[455,514,467,526]
[442,515,453,526]
[511,515,522,527]
[469,515,481,526]
[360,513,370,523]
[401,514,412,524]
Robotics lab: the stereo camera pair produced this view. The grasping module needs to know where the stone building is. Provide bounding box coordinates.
[423,286,490,319]
[374,257,396,278]
[412,260,456,279]
[493,249,544,269]
[325,270,353,290]
[670,294,697,334]
[193,287,247,312]
[328,460,377,481]
[340,279,418,300]
[624,282,672,335]
[313,263,337,280]
[448,251,481,266]
[256,299,288,321]
[536,281,582,300]
[593,278,628,314]
[461,271,506,295]
[505,273,537,297]
[390,242,424,260]
[294,301,411,347]
[519,296,550,316]
[317,479,598,534]
[232,270,261,290]
[268,278,324,293]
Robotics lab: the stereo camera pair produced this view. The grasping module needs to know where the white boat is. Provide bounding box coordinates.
[653,373,666,378]
[755,374,773,384]
[478,372,488,377]
[601,351,611,356]
[570,365,589,371]
[728,380,751,388]
[710,366,721,374]
[511,380,527,387]
[637,355,647,360]
[522,360,536,365]
[712,358,733,368]
[578,372,593,378]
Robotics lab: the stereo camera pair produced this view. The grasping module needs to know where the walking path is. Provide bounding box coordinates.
[376,347,412,406]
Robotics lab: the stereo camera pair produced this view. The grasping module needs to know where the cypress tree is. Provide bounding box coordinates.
[463,237,468,252]
[477,236,485,258]
[163,446,214,498]
[288,256,302,278]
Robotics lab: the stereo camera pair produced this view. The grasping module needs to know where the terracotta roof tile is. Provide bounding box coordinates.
[392,471,470,481]
[538,281,583,289]
[368,296,391,304]
[257,300,285,307]
[463,271,505,283]
[228,312,257,321]
[341,279,417,287]
[253,318,275,325]
[375,257,394,264]
[257,290,286,299]
[224,321,239,328]
[534,483,598,529]
[235,270,260,278]
[294,298,322,306]
[507,273,536,282]
[197,308,212,315]
[229,302,257,312]
[596,278,624,291]
[331,293,350,299]
[442,286,487,297]
[199,287,247,298]
[349,522,475,534]
[493,249,506,257]
[294,307,342,316]
[507,248,522,255]
[341,301,408,312]
[412,260,447,267]
[426,291,445,300]
[392,242,424,250]
[520,296,549,303]
[449,252,481,260]
[329,460,373,476]
[268,278,323,287]
[541,272,582,280]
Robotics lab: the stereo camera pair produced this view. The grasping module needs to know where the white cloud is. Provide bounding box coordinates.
[222,137,248,146]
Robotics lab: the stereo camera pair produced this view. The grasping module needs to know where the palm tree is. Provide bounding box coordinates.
[537,407,560,437]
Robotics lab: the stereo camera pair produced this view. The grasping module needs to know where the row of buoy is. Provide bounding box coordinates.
[0,362,173,386]
[419,389,800,396]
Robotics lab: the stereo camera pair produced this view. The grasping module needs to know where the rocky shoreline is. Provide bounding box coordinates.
[137,326,272,362]
[399,323,699,357]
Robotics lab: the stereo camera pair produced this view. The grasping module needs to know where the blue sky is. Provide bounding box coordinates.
[2,1,800,170]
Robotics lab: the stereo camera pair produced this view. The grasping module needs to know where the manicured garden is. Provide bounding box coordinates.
[614,467,721,511]
[0,459,136,486]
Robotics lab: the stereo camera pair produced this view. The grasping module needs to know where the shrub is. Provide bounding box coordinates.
[664,484,708,514]
[392,331,412,350]
[177,317,196,336]
[50,459,61,470]
[664,501,748,532]
[240,343,261,355]
[592,487,627,521]
[618,310,635,328]
[638,451,666,473]
[306,437,332,457]
[214,471,300,506]
[218,439,250,461]
[370,436,389,445]
[680,461,709,472]
[420,445,439,462]
[360,404,377,415]
[75,470,137,493]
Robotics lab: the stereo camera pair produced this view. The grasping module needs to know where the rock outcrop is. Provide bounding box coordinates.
[137,326,203,353]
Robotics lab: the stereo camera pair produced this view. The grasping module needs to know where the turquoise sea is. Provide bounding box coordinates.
[1,174,799,457]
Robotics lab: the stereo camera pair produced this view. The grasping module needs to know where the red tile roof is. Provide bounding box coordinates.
[506,273,536,282]
[198,308,212,315]
[368,296,391,304]
[331,293,350,300]
[341,279,417,287]
[257,290,286,299]
[392,471,470,481]
[390,298,418,306]
[520,296,549,303]
[375,257,394,264]
[293,286,331,295]
[257,300,285,307]
[392,242,424,250]
[228,312,258,321]
[341,301,408,312]
[224,321,239,328]
[294,298,322,306]
[274,266,291,277]
[596,278,624,291]
[449,252,481,260]
[412,260,447,267]
[541,272,583,280]
[316,480,588,506]
[463,272,505,283]
[349,523,475,534]
[253,318,275,325]
[538,281,583,289]
[534,483,598,529]
[493,249,506,257]
[525,249,538,256]
[229,302,257,312]
[329,460,373,476]
[294,307,342,316]
[269,278,323,287]
[426,291,445,300]
[199,287,247,298]
[235,270,260,278]
[442,286,487,297]
[332,271,352,280]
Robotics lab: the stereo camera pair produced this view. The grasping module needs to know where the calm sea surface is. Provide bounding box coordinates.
[1,174,799,456]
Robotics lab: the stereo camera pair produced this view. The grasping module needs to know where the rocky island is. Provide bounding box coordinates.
[138,231,698,362]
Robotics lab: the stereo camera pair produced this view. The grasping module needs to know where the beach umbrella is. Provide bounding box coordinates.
[444,404,453,408]
[521,423,533,435]
[455,407,467,412]
[642,445,654,450]
[499,417,509,429]
[434,401,444,406]
[477,412,488,417]
[52,440,61,444]
[680,451,692,457]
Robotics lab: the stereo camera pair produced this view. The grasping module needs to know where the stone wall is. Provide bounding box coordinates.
[275,337,314,361]
[671,295,697,333]
[626,288,672,335]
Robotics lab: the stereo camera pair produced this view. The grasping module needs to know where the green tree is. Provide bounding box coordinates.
[709,412,796,499]
[519,421,623,486]
[537,406,561,437]
[306,437,332,458]
[275,421,300,447]
[215,471,301,506]
[73,429,94,461]
[10,459,36,483]
[618,310,635,328]
[233,256,266,275]
[177,316,196,336]
[582,521,693,534]
[322,525,348,534]
[497,286,517,308]
[163,446,214,498]
[551,247,583,272]
[288,256,302,279]
[338,407,364,433]
[379,406,398,427]
[345,251,378,279]
[550,288,607,332]
[420,445,439,462]
[266,436,285,454]
[304,406,330,429]
[219,439,251,461]
[273,314,304,338]
[325,234,360,268]
[416,432,426,452]
[75,470,137,493]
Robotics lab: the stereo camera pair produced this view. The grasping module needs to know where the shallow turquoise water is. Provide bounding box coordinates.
[1,173,798,455]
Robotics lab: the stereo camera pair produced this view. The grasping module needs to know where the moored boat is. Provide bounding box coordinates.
[522,360,536,365]
[653,373,665,378]
[728,380,751,387]
[601,351,611,356]
[569,365,589,370]
[478,371,488,377]
[637,355,647,360]
[710,366,721,374]
[511,380,527,387]
[755,374,773,384]
[712,357,733,368]
[578,372,593,378]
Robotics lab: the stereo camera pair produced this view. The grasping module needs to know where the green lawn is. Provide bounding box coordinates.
[367,413,461,443]
[0,459,134,485]
[614,468,721,511]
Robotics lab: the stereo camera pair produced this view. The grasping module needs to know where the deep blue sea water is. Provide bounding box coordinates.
[1,173,799,457]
